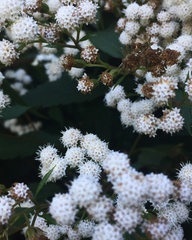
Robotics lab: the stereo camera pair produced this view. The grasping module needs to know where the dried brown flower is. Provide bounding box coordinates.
[122,43,180,77]
[100,71,113,86]
[61,54,75,71]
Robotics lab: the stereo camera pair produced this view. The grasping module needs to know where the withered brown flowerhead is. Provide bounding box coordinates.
[122,43,180,77]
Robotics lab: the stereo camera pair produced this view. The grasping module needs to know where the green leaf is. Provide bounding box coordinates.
[180,105,192,136]
[2,81,27,106]
[90,27,123,59]
[134,145,173,170]
[0,131,60,159]
[23,73,105,108]
[35,167,55,198]
[1,105,30,120]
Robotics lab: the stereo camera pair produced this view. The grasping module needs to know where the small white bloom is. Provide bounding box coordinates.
[104,85,126,107]
[0,196,15,224]
[69,175,102,207]
[49,193,77,225]
[55,5,80,32]
[61,128,83,148]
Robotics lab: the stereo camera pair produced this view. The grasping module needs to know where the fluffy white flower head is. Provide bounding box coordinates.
[0,196,15,224]
[0,0,24,22]
[0,91,10,111]
[0,39,18,66]
[177,163,192,186]
[78,220,95,238]
[104,85,126,107]
[49,193,77,225]
[78,0,98,24]
[159,108,184,134]
[8,182,30,202]
[55,5,80,31]
[9,16,39,43]
[92,222,123,240]
[69,175,102,207]
[64,147,85,167]
[124,2,140,20]
[78,161,101,179]
[61,128,82,148]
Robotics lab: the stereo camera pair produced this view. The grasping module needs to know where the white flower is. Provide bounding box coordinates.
[104,85,126,107]
[80,133,100,149]
[64,147,85,167]
[0,196,15,224]
[185,78,192,101]
[159,108,184,134]
[164,225,184,240]
[67,227,80,240]
[0,72,5,84]
[113,171,148,207]
[159,21,179,38]
[44,58,63,81]
[0,39,18,66]
[61,128,83,148]
[177,163,192,186]
[157,11,171,22]
[145,173,175,204]
[133,114,159,137]
[119,31,132,45]
[69,175,102,207]
[49,193,77,225]
[139,4,154,20]
[36,144,58,166]
[78,161,101,179]
[124,21,140,36]
[77,0,98,24]
[55,5,80,31]
[78,220,96,238]
[24,0,41,11]
[124,2,140,20]
[158,201,189,226]
[46,225,61,240]
[8,182,30,202]
[68,67,84,79]
[0,90,10,111]
[0,0,24,22]
[84,138,109,163]
[40,156,67,181]
[142,220,171,240]
[92,222,123,240]
[114,206,142,233]
[102,151,130,181]
[9,16,39,43]
[45,0,62,13]
[176,35,192,51]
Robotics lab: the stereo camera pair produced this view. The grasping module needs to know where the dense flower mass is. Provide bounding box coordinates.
[0,0,192,239]
[7,128,184,239]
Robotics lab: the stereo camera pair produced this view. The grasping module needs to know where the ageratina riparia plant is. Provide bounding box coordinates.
[0,0,192,239]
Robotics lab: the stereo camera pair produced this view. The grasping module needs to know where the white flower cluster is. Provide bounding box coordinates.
[26,128,192,239]
[55,0,98,31]
[109,0,192,137]
[4,118,42,136]
[0,72,10,113]
[104,85,184,137]
[5,69,32,95]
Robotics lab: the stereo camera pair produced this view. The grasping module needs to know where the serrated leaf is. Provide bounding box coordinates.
[35,167,55,198]
[90,27,123,59]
